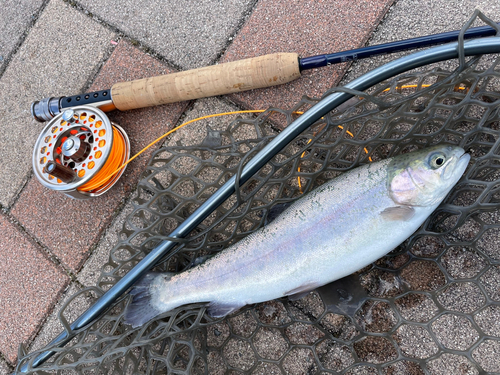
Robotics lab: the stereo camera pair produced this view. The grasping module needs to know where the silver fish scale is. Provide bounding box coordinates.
[154,159,396,313]
[18,39,500,375]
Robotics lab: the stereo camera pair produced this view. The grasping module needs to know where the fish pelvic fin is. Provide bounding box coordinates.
[124,272,172,328]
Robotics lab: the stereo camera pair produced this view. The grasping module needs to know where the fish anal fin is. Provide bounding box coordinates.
[381,206,415,221]
[285,282,321,301]
[207,302,245,318]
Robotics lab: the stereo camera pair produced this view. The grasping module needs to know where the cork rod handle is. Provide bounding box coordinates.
[110,53,301,111]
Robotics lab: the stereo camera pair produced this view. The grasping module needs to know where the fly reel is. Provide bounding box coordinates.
[33,106,130,199]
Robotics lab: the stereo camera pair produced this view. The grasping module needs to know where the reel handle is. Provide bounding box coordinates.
[110,53,300,111]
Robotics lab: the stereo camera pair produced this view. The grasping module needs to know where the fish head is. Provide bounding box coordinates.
[387,145,470,207]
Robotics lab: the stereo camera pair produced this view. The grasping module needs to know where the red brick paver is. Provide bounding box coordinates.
[0,213,69,364]
[11,41,188,273]
[223,0,394,113]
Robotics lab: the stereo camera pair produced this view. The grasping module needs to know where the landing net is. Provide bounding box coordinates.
[18,13,500,375]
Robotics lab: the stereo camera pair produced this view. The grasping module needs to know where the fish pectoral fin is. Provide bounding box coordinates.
[285,282,321,301]
[380,206,415,221]
[207,302,245,318]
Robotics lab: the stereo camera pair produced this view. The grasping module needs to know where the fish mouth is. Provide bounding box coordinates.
[457,151,471,172]
[458,148,467,159]
[444,150,470,182]
[441,149,469,182]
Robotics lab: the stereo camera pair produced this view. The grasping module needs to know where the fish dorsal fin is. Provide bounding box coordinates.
[189,254,212,268]
[285,282,321,301]
[207,302,245,318]
[265,202,293,225]
[380,206,415,221]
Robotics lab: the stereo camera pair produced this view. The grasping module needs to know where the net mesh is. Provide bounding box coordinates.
[18,16,500,375]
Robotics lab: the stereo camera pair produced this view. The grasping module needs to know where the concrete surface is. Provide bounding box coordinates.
[0,0,116,208]
[0,212,68,363]
[0,0,45,73]
[76,0,257,69]
[222,0,393,111]
[77,203,134,288]
[0,0,499,373]
[342,0,500,83]
[0,360,8,375]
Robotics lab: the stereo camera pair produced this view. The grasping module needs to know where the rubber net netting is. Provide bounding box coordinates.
[18,21,500,375]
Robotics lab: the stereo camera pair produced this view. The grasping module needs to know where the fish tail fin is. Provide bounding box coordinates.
[124,272,172,328]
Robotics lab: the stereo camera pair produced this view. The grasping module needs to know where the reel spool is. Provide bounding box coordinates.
[33,105,130,199]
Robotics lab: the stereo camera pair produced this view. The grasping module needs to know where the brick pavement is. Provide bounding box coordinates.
[1,0,499,373]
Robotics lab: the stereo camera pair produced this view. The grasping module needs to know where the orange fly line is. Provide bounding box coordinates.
[86,83,463,193]
[78,127,127,192]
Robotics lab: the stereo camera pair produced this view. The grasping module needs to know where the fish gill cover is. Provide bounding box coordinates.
[18,13,500,375]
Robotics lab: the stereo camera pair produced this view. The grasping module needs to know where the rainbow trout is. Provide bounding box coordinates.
[125,145,469,327]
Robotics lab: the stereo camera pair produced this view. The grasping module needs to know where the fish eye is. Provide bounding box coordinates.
[429,152,446,169]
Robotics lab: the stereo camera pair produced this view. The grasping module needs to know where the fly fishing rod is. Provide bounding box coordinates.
[31,23,498,123]
[31,22,499,199]
[18,37,500,373]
